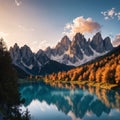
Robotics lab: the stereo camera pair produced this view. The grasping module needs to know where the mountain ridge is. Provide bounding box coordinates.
[10,32,113,76]
[10,43,73,76]
[44,32,113,66]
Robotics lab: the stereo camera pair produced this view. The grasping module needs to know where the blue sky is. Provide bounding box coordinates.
[0,0,120,52]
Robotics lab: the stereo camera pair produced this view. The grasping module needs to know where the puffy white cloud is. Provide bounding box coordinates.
[108,8,115,18]
[14,0,22,6]
[101,8,120,20]
[112,34,120,46]
[63,16,101,38]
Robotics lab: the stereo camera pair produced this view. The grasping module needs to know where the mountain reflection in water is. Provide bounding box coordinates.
[20,82,120,120]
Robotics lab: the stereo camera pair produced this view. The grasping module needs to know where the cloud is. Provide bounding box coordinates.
[18,25,35,31]
[101,8,120,20]
[63,16,101,38]
[30,40,50,52]
[38,40,50,50]
[14,0,22,6]
[0,32,8,38]
[108,8,115,18]
[112,34,120,46]
[117,12,120,20]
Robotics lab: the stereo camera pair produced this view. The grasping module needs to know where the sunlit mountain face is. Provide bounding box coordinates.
[20,82,120,120]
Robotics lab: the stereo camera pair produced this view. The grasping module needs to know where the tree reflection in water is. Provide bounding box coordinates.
[20,82,120,120]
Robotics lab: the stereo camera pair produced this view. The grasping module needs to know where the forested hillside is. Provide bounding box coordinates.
[45,45,120,85]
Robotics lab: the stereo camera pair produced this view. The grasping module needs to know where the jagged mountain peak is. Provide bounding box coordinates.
[60,35,71,45]
[51,35,71,56]
[72,33,87,49]
[104,36,111,42]
[13,43,19,48]
[73,33,85,42]
[45,46,51,51]
[75,32,83,37]
[36,49,49,66]
[36,49,44,55]
[90,32,113,53]
[94,32,102,36]
[56,35,71,48]
[104,37,113,51]
[10,43,19,52]
[9,43,21,64]
[9,43,19,52]
[20,44,33,59]
[90,32,104,53]
[21,44,31,51]
[92,32,103,42]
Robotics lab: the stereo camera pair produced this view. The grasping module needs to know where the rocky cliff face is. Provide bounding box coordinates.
[90,32,113,53]
[10,44,41,74]
[10,44,73,75]
[103,37,113,51]
[44,32,113,66]
[90,32,105,53]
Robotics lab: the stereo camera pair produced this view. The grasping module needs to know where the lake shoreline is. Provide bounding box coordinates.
[18,78,120,91]
[45,80,120,90]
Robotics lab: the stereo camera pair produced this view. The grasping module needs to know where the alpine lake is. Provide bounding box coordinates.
[19,81,120,120]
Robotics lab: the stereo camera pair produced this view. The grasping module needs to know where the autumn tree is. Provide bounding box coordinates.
[96,68,102,82]
[89,70,95,81]
[115,65,120,85]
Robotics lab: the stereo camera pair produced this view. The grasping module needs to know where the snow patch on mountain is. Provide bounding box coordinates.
[51,54,64,63]
[21,60,33,70]
[65,48,74,57]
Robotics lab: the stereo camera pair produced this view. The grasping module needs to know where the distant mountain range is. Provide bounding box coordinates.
[10,32,113,76]
[10,43,73,76]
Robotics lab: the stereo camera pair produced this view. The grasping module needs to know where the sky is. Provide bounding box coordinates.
[0,0,120,52]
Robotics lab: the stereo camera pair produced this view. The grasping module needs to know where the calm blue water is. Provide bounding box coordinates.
[19,82,120,120]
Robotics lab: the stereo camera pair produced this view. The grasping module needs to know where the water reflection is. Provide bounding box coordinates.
[20,82,120,120]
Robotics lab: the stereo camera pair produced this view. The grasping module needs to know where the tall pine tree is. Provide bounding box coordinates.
[0,38,30,120]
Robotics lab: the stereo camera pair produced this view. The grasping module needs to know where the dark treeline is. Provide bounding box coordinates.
[0,38,30,120]
[45,45,120,85]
